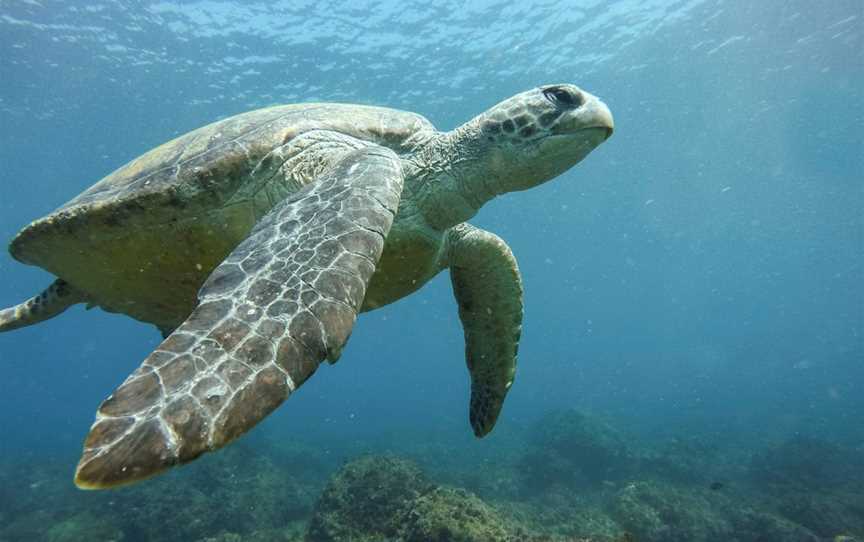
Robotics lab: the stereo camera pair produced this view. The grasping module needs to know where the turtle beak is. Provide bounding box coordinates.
[584,97,614,141]
[597,101,614,140]
[553,91,614,141]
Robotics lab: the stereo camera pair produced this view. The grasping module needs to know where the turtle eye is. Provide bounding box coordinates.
[543,87,582,108]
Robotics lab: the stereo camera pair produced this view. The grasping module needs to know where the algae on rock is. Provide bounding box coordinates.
[306,455,513,542]
[306,455,433,541]
[400,487,509,542]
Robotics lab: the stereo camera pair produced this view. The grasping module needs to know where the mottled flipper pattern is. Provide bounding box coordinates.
[75,146,403,489]
[0,279,86,332]
[445,223,523,437]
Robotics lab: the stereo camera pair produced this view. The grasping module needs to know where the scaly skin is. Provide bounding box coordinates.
[367,84,614,308]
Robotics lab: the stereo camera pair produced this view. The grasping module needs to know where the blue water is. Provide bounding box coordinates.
[1,1,862,541]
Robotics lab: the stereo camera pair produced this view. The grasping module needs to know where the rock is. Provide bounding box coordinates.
[520,410,633,494]
[749,435,864,490]
[730,509,820,542]
[400,487,509,542]
[46,512,124,542]
[306,455,516,541]
[607,481,733,542]
[606,480,826,542]
[748,435,864,536]
[305,455,432,541]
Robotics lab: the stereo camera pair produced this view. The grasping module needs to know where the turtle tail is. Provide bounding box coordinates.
[0,279,86,333]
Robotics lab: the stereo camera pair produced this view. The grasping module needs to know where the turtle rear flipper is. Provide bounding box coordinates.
[0,279,86,332]
[74,146,403,489]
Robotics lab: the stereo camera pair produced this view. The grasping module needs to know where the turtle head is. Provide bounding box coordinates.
[467,84,613,193]
[416,84,613,230]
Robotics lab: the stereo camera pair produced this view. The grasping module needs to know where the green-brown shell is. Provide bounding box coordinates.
[11,103,433,265]
[8,103,433,329]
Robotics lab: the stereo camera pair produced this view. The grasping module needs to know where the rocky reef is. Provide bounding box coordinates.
[510,409,864,541]
[518,409,634,495]
[749,435,864,490]
[749,435,864,538]
[305,455,431,541]
[0,439,321,542]
[306,455,510,542]
[1,411,862,541]
[607,480,822,542]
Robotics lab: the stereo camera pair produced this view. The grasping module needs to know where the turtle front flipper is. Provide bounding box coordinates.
[444,223,523,437]
[74,146,404,489]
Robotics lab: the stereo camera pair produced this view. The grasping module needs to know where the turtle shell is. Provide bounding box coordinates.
[9,103,433,329]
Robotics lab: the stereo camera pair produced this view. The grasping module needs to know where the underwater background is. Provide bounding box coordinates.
[0,1,861,541]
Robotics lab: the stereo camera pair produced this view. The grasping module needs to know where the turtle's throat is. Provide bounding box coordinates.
[410,123,499,230]
[452,123,501,207]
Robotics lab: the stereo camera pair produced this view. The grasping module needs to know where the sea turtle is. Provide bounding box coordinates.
[0,84,613,489]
